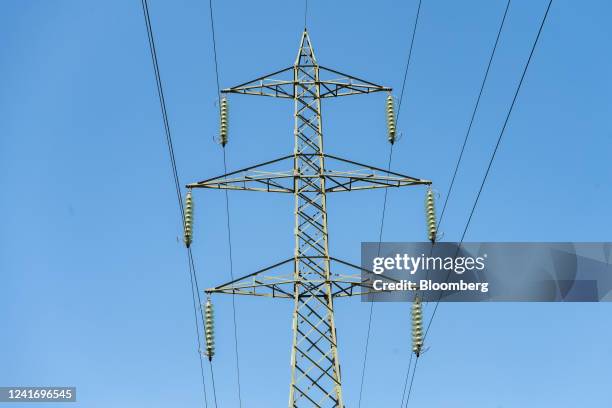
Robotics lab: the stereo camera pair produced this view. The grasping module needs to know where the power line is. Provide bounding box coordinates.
[405,1,553,406]
[403,357,419,408]
[357,1,423,406]
[208,0,221,99]
[222,149,243,408]
[209,362,219,408]
[206,0,243,406]
[187,254,208,407]
[397,0,423,121]
[141,0,183,216]
[357,146,394,408]
[140,1,209,406]
[398,0,511,402]
[437,0,512,230]
[426,0,553,342]
[399,352,414,407]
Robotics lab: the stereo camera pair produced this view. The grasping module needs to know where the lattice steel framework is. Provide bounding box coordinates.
[188,30,431,407]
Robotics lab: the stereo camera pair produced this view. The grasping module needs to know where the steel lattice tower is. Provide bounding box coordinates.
[188,30,431,407]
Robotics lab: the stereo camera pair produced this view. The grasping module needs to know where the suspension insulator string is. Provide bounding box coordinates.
[204,297,215,361]
[412,295,423,357]
[385,94,396,145]
[426,187,437,243]
[220,97,228,147]
[183,189,194,248]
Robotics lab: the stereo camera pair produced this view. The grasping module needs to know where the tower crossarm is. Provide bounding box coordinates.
[222,66,295,99]
[205,256,400,299]
[187,153,431,193]
[221,66,390,99]
[317,66,391,98]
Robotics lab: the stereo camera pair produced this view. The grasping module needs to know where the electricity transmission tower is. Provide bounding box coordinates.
[188,30,430,407]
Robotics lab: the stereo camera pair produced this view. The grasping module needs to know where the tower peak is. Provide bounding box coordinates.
[295,30,316,66]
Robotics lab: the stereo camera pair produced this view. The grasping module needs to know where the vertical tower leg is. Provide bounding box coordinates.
[288,31,344,408]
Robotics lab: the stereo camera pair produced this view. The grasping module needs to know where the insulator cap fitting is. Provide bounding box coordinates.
[204,298,215,361]
[220,97,228,147]
[183,190,193,248]
[425,188,437,243]
[386,94,396,145]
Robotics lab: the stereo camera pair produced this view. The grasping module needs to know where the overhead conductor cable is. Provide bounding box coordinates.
[404,2,554,407]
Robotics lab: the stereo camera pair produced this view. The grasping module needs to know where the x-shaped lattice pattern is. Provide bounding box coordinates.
[288,32,344,408]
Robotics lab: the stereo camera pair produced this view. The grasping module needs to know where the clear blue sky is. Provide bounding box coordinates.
[1,0,611,407]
